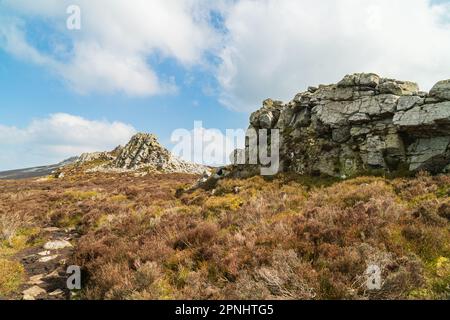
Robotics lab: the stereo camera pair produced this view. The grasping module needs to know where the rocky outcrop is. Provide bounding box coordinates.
[84,133,209,175]
[110,133,208,174]
[112,133,170,170]
[238,73,450,178]
[76,151,116,165]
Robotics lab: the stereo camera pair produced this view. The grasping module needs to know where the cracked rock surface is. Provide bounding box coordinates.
[238,73,450,178]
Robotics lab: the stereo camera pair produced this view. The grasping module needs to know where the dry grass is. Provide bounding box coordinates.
[0,171,449,300]
[0,259,25,296]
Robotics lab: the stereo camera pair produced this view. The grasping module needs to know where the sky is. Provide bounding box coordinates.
[0,0,450,170]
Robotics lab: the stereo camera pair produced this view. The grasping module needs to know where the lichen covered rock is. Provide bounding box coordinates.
[240,73,450,177]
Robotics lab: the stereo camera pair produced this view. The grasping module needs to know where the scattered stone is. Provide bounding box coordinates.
[42,227,61,233]
[64,227,76,233]
[49,289,64,297]
[378,79,419,96]
[27,274,44,285]
[37,251,51,256]
[43,240,73,250]
[38,255,59,263]
[408,137,450,172]
[44,269,61,279]
[76,151,115,165]
[23,286,46,300]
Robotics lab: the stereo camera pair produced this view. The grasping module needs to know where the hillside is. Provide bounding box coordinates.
[1,73,449,301]
[0,158,78,180]
[0,171,448,300]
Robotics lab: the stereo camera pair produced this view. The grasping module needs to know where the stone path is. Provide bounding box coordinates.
[16,227,79,300]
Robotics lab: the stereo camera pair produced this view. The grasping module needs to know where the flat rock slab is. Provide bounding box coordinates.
[27,274,45,285]
[43,240,73,250]
[23,286,46,300]
[49,289,64,297]
[38,255,59,263]
[42,227,61,233]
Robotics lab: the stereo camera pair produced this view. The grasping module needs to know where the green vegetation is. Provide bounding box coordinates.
[0,259,25,297]
[0,171,449,300]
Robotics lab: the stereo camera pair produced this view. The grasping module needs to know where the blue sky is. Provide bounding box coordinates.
[0,0,450,170]
[0,47,247,146]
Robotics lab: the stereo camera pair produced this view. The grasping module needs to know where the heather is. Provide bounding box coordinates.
[0,172,449,300]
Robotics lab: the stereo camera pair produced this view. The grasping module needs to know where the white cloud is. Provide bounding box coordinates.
[2,0,450,111]
[170,122,246,167]
[218,0,450,111]
[0,0,218,96]
[61,42,167,95]
[0,114,136,170]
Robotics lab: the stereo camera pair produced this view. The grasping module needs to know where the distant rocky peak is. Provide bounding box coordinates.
[113,133,171,170]
[73,132,209,176]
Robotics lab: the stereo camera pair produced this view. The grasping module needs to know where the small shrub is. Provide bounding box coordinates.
[109,194,128,203]
[438,200,450,221]
[204,195,244,214]
[64,190,99,201]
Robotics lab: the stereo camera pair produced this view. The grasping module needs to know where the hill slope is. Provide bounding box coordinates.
[0,157,78,180]
[0,172,448,300]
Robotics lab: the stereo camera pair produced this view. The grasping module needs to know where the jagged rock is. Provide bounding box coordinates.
[429,80,450,101]
[71,133,209,176]
[100,133,209,175]
[393,102,450,133]
[49,289,64,297]
[28,274,45,285]
[338,73,380,88]
[250,99,283,129]
[23,286,46,300]
[235,73,450,178]
[397,96,423,111]
[113,133,167,169]
[349,113,370,124]
[43,240,73,250]
[408,137,450,172]
[76,151,115,165]
[378,79,419,96]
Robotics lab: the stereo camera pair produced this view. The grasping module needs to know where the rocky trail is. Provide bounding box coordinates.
[14,227,79,300]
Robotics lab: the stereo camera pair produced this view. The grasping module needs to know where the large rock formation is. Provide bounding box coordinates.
[77,133,209,175]
[239,73,450,178]
[111,133,208,174]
